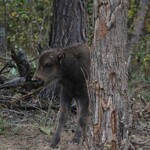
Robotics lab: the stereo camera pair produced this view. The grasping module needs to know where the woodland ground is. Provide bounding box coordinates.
[0,89,150,150]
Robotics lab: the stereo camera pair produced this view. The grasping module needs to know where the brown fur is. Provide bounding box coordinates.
[33,43,91,148]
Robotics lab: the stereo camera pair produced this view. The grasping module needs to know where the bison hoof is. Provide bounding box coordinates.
[50,136,60,148]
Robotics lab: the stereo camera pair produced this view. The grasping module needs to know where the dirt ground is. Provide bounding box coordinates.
[128,100,150,150]
[0,125,82,150]
[0,98,150,150]
[0,103,83,150]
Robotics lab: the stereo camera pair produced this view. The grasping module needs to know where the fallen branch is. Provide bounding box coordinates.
[0,60,14,74]
[0,77,26,89]
[129,84,150,100]
[2,108,27,115]
[131,139,150,145]
[11,49,32,80]
[20,87,43,100]
[0,55,11,60]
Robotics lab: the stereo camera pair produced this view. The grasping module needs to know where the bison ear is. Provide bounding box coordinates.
[58,51,65,62]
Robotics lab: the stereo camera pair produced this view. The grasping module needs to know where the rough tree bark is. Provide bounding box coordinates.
[49,0,87,48]
[88,0,129,150]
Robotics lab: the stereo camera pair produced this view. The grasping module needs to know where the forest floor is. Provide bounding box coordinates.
[0,88,83,150]
[0,89,150,150]
[0,111,82,150]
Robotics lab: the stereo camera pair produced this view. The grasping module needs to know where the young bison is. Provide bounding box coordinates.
[33,43,90,148]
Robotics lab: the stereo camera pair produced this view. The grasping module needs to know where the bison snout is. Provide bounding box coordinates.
[32,75,44,86]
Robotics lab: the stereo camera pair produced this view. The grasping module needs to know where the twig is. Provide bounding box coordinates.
[129,141,136,150]
[0,70,9,74]
[0,95,18,100]
[129,84,150,100]
[131,139,150,145]
[0,87,42,103]
[2,108,26,115]
[0,60,12,74]
[140,96,147,106]
[0,55,11,60]
[20,87,43,100]
[29,55,39,62]
[0,77,26,90]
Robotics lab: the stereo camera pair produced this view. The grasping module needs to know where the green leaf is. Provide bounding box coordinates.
[8,68,18,78]
[39,126,51,135]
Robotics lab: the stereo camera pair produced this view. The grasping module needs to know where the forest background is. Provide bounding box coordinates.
[0,0,149,149]
[0,0,149,91]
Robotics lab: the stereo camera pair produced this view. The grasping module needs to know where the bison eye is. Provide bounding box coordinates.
[43,63,53,70]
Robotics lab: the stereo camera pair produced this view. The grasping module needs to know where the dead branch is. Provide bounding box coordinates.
[129,84,150,100]
[0,77,26,89]
[131,139,150,145]
[29,55,39,63]
[2,108,27,115]
[20,87,43,100]
[0,60,14,74]
[11,49,32,80]
[0,55,11,60]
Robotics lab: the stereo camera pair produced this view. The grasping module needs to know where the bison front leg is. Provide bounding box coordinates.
[72,92,89,144]
[50,88,71,148]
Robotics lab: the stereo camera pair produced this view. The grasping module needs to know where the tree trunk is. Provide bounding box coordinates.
[127,0,149,69]
[89,0,129,149]
[49,0,87,48]
[0,24,6,55]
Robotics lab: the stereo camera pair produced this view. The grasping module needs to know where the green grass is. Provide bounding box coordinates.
[0,117,6,134]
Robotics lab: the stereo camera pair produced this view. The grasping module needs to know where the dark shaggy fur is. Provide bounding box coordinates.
[33,43,91,148]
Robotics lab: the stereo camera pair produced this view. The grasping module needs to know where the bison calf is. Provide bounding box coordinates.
[33,43,90,148]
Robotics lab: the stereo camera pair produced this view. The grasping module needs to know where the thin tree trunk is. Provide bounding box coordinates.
[4,0,7,56]
[127,0,149,69]
[89,0,129,149]
[49,0,87,48]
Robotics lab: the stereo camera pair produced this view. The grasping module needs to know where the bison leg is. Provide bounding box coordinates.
[72,100,81,143]
[50,88,71,148]
[72,92,89,143]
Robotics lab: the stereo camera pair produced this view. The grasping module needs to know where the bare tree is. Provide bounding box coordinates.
[88,0,129,149]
